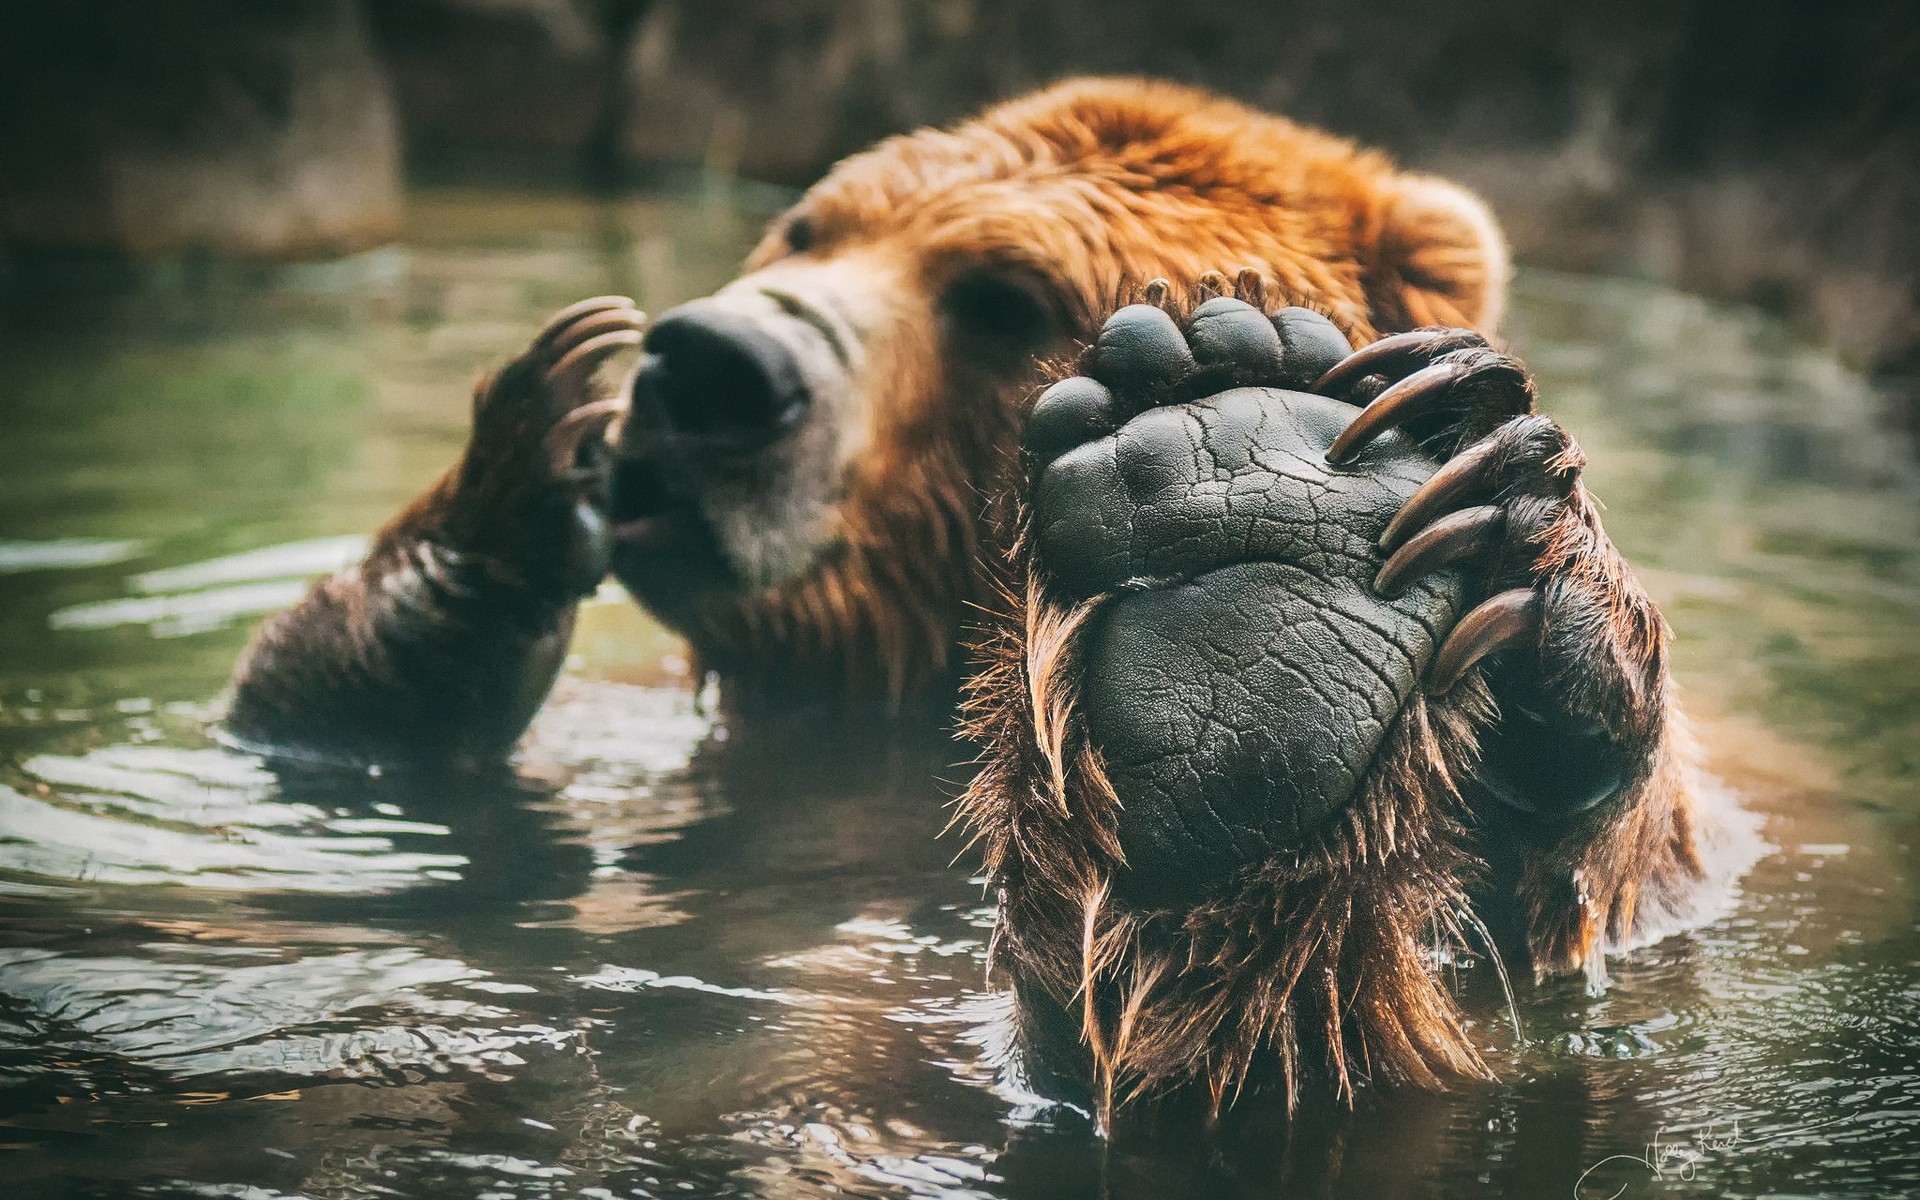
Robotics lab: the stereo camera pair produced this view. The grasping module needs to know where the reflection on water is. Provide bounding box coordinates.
[0,755,464,894]
[0,943,561,1082]
[0,190,1916,1199]
[45,538,371,639]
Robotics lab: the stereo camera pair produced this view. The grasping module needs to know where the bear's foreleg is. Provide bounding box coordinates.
[961,277,1705,1115]
[225,299,642,766]
[961,276,1502,1115]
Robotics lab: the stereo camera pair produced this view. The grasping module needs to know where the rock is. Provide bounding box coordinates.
[366,0,607,177]
[0,0,401,261]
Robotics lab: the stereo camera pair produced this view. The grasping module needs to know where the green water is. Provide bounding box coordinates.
[0,189,1916,1199]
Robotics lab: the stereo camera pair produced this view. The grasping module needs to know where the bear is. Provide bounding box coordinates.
[225,78,1704,1116]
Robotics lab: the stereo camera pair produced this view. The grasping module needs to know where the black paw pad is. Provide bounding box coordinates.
[1090,304,1194,398]
[1025,376,1119,466]
[1186,297,1284,381]
[1024,300,1458,904]
[1271,307,1354,390]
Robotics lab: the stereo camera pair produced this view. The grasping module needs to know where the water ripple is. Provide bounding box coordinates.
[0,942,567,1086]
[0,746,466,894]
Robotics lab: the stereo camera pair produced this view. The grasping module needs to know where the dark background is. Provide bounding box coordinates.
[3,0,1917,408]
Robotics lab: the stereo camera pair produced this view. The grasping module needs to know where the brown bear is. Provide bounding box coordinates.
[226,78,1703,1117]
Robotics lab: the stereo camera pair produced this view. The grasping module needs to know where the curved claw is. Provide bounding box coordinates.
[1325,360,1467,465]
[1380,437,1503,552]
[544,328,644,387]
[545,396,627,476]
[532,295,637,351]
[545,307,646,362]
[1232,266,1268,308]
[1374,504,1504,597]
[1311,329,1461,397]
[1426,588,1541,696]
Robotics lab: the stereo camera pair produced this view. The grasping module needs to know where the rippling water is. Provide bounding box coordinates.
[1,190,1916,1199]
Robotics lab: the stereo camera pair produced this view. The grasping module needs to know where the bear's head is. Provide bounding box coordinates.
[605,78,1508,702]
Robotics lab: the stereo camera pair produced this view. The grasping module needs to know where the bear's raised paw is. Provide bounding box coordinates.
[443,296,646,601]
[1020,287,1467,904]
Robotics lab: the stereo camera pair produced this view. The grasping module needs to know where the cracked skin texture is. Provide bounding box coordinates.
[1034,387,1462,901]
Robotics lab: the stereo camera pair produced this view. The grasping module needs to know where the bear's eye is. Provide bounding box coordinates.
[783,216,816,255]
[942,270,1056,348]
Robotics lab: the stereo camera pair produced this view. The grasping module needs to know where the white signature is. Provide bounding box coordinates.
[1574,1121,1747,1199]
[1575,1117,1846,1199]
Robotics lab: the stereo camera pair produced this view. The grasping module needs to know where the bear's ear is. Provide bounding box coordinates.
[1367,174,1511,335]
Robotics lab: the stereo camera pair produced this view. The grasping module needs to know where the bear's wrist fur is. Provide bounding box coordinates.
[961,487,1496,1116]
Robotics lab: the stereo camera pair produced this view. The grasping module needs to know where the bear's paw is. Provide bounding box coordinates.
[1022,293,1464,903]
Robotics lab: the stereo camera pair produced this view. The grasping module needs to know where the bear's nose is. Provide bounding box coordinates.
[628,303,811,454]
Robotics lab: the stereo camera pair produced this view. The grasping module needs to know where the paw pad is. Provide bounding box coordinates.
[1270,307,1353,389]
[1026,297,1357,471]
[1089,304,1195,398]
[1024,376,1119,464]
[1186,297,1284,379]
[1020,291,1478,902]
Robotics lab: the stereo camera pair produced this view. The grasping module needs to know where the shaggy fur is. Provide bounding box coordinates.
[228,78,1704,1111]
[956,280,1493,1117]
[957,275,1702,1112]
[644,79,1510,703]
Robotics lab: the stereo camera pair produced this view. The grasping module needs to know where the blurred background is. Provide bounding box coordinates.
[4,0,1918,409]
[3,6,1919,1199]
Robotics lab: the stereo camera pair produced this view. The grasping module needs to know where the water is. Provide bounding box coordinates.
[1,189,1917,1199]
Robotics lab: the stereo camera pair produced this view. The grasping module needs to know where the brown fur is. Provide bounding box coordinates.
[956,280,1491,1117]
[1509,479,1705,977]
[228,349,596,764]
[957,275,1700,1111]
[653,78,1509,703]
[230,78,1703,1109]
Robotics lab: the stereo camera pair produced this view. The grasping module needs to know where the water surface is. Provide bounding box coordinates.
[1,190,1916,1199]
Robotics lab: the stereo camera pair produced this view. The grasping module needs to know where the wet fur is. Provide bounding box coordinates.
[227,351,598,765]
[649,79,1508,705]
[958,281,1703,1110]
[228,78,1703,1107]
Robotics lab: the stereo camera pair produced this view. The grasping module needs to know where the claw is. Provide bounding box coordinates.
[544,328,644,387]
[1232,266,1267,308]
[1325,360,1467,465]
[1379,437,1503,552]
[546,307,646,362]
[1143,278,1173,309]
[1426,588,1540,695]
[1374,505,1504,597]
[1196,270,1231,300]
[532,295,637,351]
[545,396,627,476]
[1311,329,1463,397]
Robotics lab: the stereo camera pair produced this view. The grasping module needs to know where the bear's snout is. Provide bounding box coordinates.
[605,278,873,609]
[629,302,813,454]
